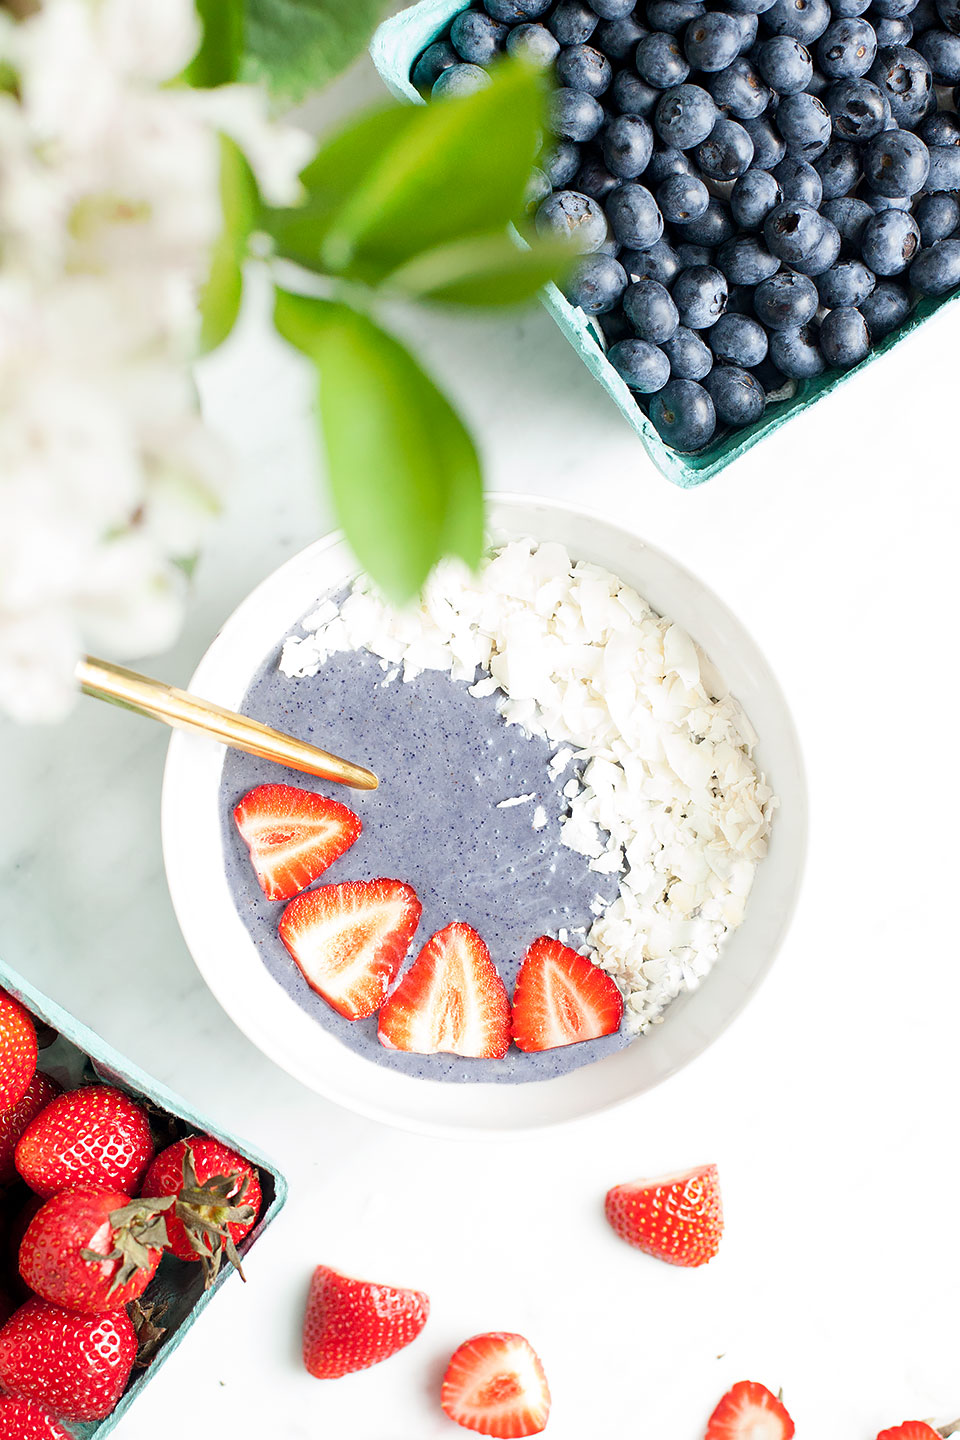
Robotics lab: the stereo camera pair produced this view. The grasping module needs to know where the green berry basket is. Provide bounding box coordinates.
[370,0,960,486]
[0,956,288,1439]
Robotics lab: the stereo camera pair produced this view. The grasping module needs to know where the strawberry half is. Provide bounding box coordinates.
[378,923,511,1059]
[605,1164,723,1267]
[234,783,362,901]
[302,1264,430,1379]
[511,936,623,1052]
[441,1332,551,1438]
[877,1426,943,1439]
[705,1381,795,1440]
[280,879,422,1021]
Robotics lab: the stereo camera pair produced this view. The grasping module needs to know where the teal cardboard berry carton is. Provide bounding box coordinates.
[370,0,960,487]
[0,956,287,1439]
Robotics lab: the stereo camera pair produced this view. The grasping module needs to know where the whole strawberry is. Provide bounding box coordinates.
[19,1188,171,1313]
[142,1136,261,1285]
[0,1396,71,1438]
[0,1075,62,1187]
[15,1084,154,1198]
[0,1297,137,1421]
[0,993,38,1112]
[303,1265,430,1378]
[605,1163,723,1267]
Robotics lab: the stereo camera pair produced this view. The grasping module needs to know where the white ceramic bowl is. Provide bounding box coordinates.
[162,496,807,1137]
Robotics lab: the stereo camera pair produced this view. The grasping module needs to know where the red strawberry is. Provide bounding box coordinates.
[18,1188,169,1312]
[0,1396,71,1439]
[0,1298,137,1421]
[605,1164,723,1267]
[877,1427,943,1439]
[0,993,38,1112]
[378,923,511,1059]
[141,1136,261,1285]
[233,782,362,902]
[511,937,623,1052]
[15,1084,154,1199]
[279,879,422,1021]
[441,1332,551,1438]
[0,1075,61,1187]
[303,1264,430,1378]
[705,1381,795,1439]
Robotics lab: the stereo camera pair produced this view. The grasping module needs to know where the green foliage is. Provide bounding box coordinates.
[274,292,483,603]
[186,0,245,86]
[384,231,575,307]
[199,137,259,354]
[242,0,390,100]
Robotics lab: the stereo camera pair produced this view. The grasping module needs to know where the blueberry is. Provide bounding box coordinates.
[775,92,833,157]
[862,129,930,194]
[575,149,621,199]
[590,0,637,17]
[506,21,561,63]
[696,117,756,178]
[859,278,912,334]
[623,238,682,284]
[623,277,681,338]
[821,195,874,252]
[657,172,711,222]
[755,268,820,326]
[915,26,960,77]
[816,257,876,305]
[602,114,655,177]
[735,12,761,51]
[764,0,832,42]
[541,138,582,186]
[790,216,841,274]
[548,0,599,44]
[707,59,772,118]
[434,62,494,98]
[731,168,784,227]
[742,115,788,167]
[756,34,815,90]
[638,32,693,89]
[819,305,871,364]
[536,190,609,250]
[817,17,878,77]
[825,78,888,140]
[647,0,706,31]
[913,0,940,24]
[564,253,629,312]
[919,110,960,145]
[868,45,934,125]
[556,43,613,96]
[412,40,457,94]
[596,15,650,59]
[768,321,826,374]
[676,242,715,268]
[597,308,634,346]
[673,264,729,326]
[450,10,507,64]
[937,0,960,30]
[524,166,552,211]
[675,197,737,245]
[860,208,921,273]
[646,143,696,182]
[763,200,826,263]
[483,0,551,19]
[909,237,960,294]
[654,83,719,148]
[704,364,767,422]
[772,155,824,204]
[649,378,717,448]
[915,192,960,246]
[608,337,673,390]
[717,234,782,282]
[606,182,664,246]
[814,139,860,197]
[662,325,716,377]
[875,16,914,43]
[550,87,605,141]
[684,12,744,70]
[751,356,791,392]
[831,0,871,15]
[709,311,769,363]
[727,0,778,12]
[925,143,960,191]
[611,71,661,116]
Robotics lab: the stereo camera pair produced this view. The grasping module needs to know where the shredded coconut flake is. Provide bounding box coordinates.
[497,793,536,809]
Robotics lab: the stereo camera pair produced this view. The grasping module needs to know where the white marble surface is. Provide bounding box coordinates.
[3,47,960,1440]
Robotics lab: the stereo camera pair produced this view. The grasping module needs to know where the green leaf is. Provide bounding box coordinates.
[319,60,548,283]
[242,0,389,101]
[383,230,575,307]
[274,291,483,602]
[199,136,258,353]
[186,0,245,86]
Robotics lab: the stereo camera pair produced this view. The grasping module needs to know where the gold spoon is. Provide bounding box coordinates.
[75,656,378,791]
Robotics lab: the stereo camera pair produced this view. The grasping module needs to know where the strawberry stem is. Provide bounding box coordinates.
[174,1144,256,1288]
[80,1197,174,1296]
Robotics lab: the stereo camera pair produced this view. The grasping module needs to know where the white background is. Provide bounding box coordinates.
[2,37,960,1440]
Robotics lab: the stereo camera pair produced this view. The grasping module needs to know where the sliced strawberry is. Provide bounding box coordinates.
[605,1164,723,1267]
[705,1381,795,1440]
[302,1264,429,1379]
[234,783,361,901]
[441,1332,551,1438]
[279,879,421,1021]
[877,1426,943,1440]
[378,923,511,1059]
[511,936,623,1052]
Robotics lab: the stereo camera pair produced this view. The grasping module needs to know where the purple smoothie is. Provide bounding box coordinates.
[219,619,634,1083]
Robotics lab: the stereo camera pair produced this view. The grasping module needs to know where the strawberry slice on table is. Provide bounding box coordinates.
[511,936,623,1052]
[302,1264,430,1379]
[705,1381,795,1440]
[0,1396,71,1439]
[605,1163,723,1266]
[378,922,511,1059]
[441,1332,551,1438]
[280,879,422,1021]
[234,782,362,901]
[877,1426,944,1439]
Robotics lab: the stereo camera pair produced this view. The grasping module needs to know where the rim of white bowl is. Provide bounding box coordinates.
[161,493,808,1139]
